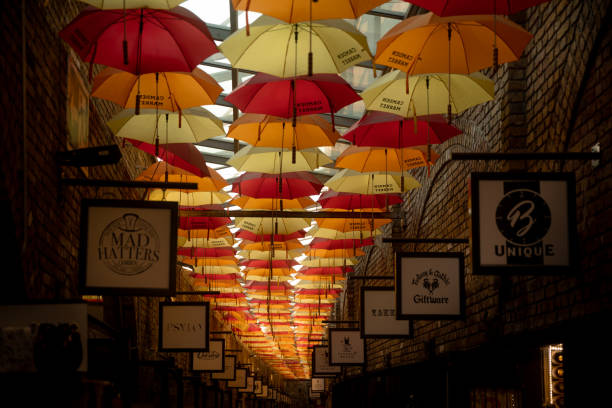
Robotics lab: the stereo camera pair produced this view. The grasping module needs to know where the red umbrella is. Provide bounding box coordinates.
[60,6,217,77]
[190,273,240,280]
[342,112,462,148]
[404,0,551,15]
[298,267,352,276]
[126,138,210,177]
[232,171,323,199]
[180,216,231,230]
[235,229,306,242]
[309,238,374,250]
[318,191,402,210]
[239,259,298,268]
[244,281,292,290]
[177,247,235,258]
[295,289,342,295]
[224,73,361,129]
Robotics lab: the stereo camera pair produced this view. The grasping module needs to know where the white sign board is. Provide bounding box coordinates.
[361,287,412,337]
[159,302,209,351]
[329,329,364,366]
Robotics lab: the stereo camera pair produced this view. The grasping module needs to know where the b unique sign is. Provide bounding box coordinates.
[159,302,209,352]
[361,287,412,337]
[211,355,236,380]
[312,345,341,376]
[79,199,177,296]
[329,329,365,366]
[191,339,224,372]
[396,253,465,319]
[470,173,577,274]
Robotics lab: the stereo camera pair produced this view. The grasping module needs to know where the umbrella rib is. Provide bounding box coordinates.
[454,23,472,74]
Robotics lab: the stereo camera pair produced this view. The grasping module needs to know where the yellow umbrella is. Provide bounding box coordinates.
[335,145,439,173]
[293,281,345,289]
[361,70,494,117]
[219,15,372,78]
[177,227,235,247]
[307,226,383,239]
[228,114,339,150]
[304,248,366,258]
[107,107,225,144]
[299,257,358,267]
[92,67,222,112]
[180,257,238,267]
[191,265,241,274]
[230,196,316,210]
[295,274,346,282]
[240,240,304,251]
[137,162,228,191]
[314,216,391,233]
[325,168,420,194]
[146,190,230,206]
[227,146,332,173]
[234,216,311,235]
[237,248,307,260]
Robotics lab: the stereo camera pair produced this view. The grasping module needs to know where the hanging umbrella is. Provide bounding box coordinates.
[235,230,306,243]
[361,70,494,117]
[80,0,186,8]
[298,266,352,276]
[108,107,225,144]
[343,111,462,147]
[218,15,372,77]
[181,258,238,267]
[314,216,391,233]
[179,215,231,230]
[230,196,316,210]
[299,257,358,267]
[336,146,439,173]
[234,217,311,235]
[304,247,366,258]
[227,146,332,173]
[240,259,299,269]
[225,73,360,130]
[146,190,230,206]
[127,139,211,177]
[375,12,532,75]
[237,248,307,260]
[136,162,227,191]
[318,191,402,210]
[325,169,420,195]
[240,240,305,252]
[309,237,374,250]
[92,67,222,113]
[404,0,551,15]
[307,225,382,240]
[228,113,340,149]
[232,172,323,199]
[60,6,217,76]
[177,247,235,258]
[178,227,234,248]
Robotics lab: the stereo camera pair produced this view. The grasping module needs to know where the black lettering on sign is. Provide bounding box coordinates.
[167,322,205,332]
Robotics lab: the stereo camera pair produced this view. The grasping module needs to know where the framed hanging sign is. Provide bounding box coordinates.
[312,345,341,376]
[311,377,325,392]
[238,373,255,393]
[79,199,178,296]
[158,302,209,352]
[396,253,465,320]
[261,385,269,398]
[191,339,225,372]
[360,287,413,338]
[329,328,365,366]
[309,388,321,399]
[211,355,236,381]
[470,172,577,275]
[227,367,248,388]
[253,378,263,396]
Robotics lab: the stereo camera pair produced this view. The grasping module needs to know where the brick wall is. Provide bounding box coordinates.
[340,0,612,377]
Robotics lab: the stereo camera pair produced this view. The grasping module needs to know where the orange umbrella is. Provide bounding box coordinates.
[304,247,366,258]
[230,196,316,210]
[240,240,305,252]
[92,67,222,113]
[335,145,439,172]
[137,162,228,191]
[314,217,391,232]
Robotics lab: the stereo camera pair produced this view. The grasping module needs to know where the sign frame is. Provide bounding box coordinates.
[312,345,341,376]
[396,252,465,320]
[360,286,413,338]
[328,328,365,366]
[253,378,263,396]
[211,354,236,381]
[158,302,209,352]
[470,172,577,275]
[311,377,325,392]
[227,367,248,388]
[79,199,178,296]
[191,338,225,372]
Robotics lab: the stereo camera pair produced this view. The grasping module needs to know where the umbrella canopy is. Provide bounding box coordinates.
[335,146,439,172]
[305,247,366,258]
[318,190,402,209]
[240,240,305,252]
[228,114,340,149]
[180,216,231,230]
[237,248,306,260]
[219,15,372,77]
[136,162,227,190]
[236,230,306,243]
[230,196,316,210]
[60,6,217,75]
[127,139,211,178]
[227,146,332,173]
[404,0,551,16]
[309,237,374,249]
[225,73,361,120]
[375,12,532,74]
[299,266,352,276]
[231,0,388,22]
[147,190,230,206]
[108,107,225,144]
[177,247,235,258]
[80,0,186,8]
[240,259,299,268]
[343,111,462,148]
[232,172,323,199]
[234,217,311,235]
[325,169,420,195]
[307,225,382,239]
[314,216,391,232]
[361,70,494,117]
[299,257,358,267]
[92,67,222,111]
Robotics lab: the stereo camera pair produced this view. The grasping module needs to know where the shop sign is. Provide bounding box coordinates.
[329,328,365,366]
[211,355,236,381]
[361,287,412,338]
[191,339,224,372]
[227,367,248,388]
[254,379,263,396]
[239,375,255,393]
[396,253,465,319]
[312,345,341,376]
[79,199,177,296]
[311,377,325,392]
[159,302,209,352]
[470,172,577,274]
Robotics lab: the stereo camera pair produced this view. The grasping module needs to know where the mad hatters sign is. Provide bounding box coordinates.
[470,173,577,274]
[79,199,177,296]
[328,328,365,366]
[396,253,465,319]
